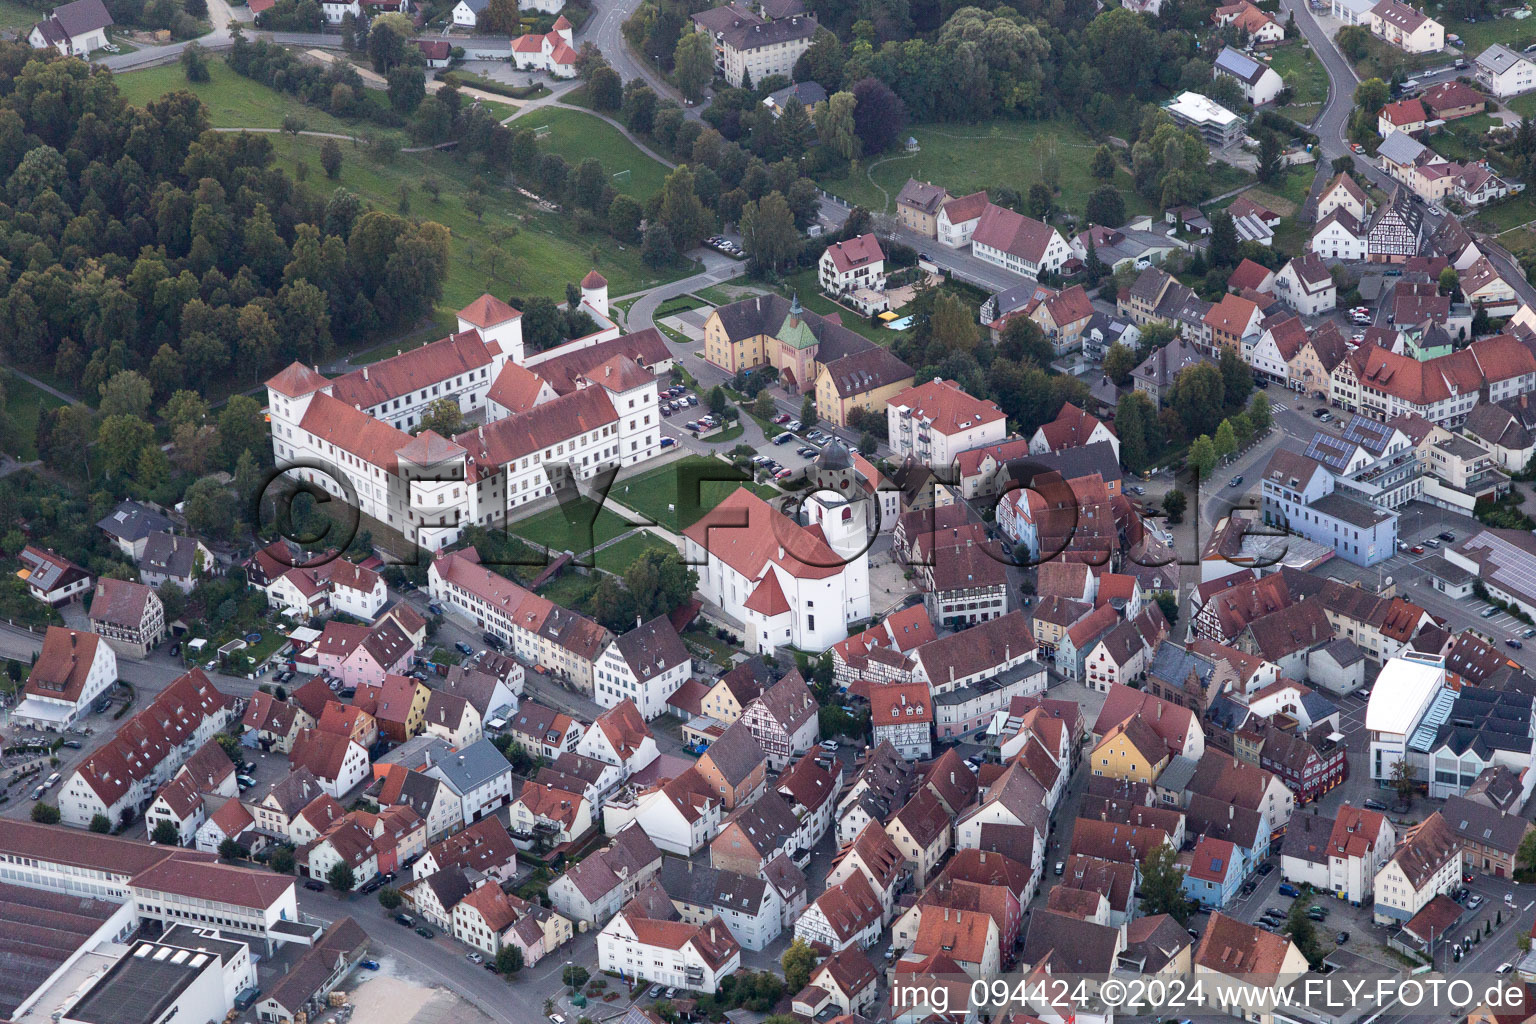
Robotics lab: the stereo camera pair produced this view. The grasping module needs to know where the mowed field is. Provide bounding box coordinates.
[528,107,671,201]
[612,455,778,533]
[113,59,691,306]
[818,118,1153,222]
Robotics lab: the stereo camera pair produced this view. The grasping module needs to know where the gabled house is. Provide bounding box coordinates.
[576,699,660,777]
[19,546,92,607]
[739,669,819,770]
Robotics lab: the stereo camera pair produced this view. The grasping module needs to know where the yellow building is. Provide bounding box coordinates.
[703,293,898,396]
[1089,713,1170,785]
[814,348,915,428]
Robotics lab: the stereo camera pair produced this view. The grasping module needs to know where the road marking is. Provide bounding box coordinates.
[1526,901,1533,911]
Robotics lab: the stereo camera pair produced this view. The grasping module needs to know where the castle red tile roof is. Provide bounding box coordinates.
[683,487,845,581]
[458,294,522,328]
[330,329,498,409]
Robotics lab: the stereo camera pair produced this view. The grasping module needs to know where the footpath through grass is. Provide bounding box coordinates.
[2,373,65,460]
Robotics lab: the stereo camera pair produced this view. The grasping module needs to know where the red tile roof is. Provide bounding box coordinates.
[24,627,105,704]
[458,294,522,328]
[972,204,1061,264]
[1380,98,1427,126]
[824,233,885,274]
[266,361,331,397]
[683,487,845,581]
[1227,259,1273,293]
[330,330,497,409]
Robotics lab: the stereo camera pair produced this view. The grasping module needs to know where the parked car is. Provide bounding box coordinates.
[1482,606,1500,618]
[395,914,414,926]
[774,468,794,480]
[1230,475,1243,487]
[1469,894,1485,910]
[1509,639,1524,649]
[62,740,82,749]
[1258,861,1274,875]
[1410,545,1425,554]
[1363,798,1389,811]
[304,880,326,892]
[360,960,381,971]
[466,952,484,964]
[786,420,802,432]
[455,641,474,655]
[1278,884,1301,897]
[820,740,840,752]
[1437,531,1455,542]
[659,437,677,449]
[772,413,791,425]
[482,632,505,650]
[774,432,794,445]
[415,926,435,939]
[427,602,445,616]
[1336,932,1350,945]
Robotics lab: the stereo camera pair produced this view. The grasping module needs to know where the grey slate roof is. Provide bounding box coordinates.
[141,532,200,578]
[51,0,112,36]
[426,738,512,794]
[1443,795,1530,855]
[660,858,769,916]
[702,719,767,787]
[1155,754,1198,794]
[612,616,691,680]
[97,501,173,544]
[1377,131,1429,167]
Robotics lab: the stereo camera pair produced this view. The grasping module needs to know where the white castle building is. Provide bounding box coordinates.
[266,287,665,550]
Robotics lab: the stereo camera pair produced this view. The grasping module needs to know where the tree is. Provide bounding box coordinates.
[1102,342,1138,386]
[100,369,153,418]
[181,42,211,82]
[1439,266,1460,295]
[753,391,777,420]
[89,813,113,834]
[378,886,403,910]
[320,137,342,179]
[590,66,623,111]
[800,394,818,430]
[31,803,60,824]
[99,415,154,479]
[1389,758,1417,808]
[859,432,877,455]
[416,397,466,437]
[1138,844,1191,924]
[218,838,246,861]
[1214,419,1237,461]
[368,14,412,72]
[1091,145,1117,182]
[573,158,607,211]
[850,76,904,156]
[496,944,524,974]
[1189,434,1217,480]
[1168,363,1227,439]
[1219,348,1253,409]
[1354,77,1389,116]
[781,938,816,992]
[327,862,356,892]
[562,965,589,990]
[814,91,860,162]
[388,64,426,114]
[152,819,181,844]
[658,165,714,251]
[708,385,729,417]
[641,223,676,267]
[1249,391,1272,434]
[1085,186,1126,228]
[1027,183,1053,221]
[674,32,714,103]
[1209,210,1238,269]
[739,191,800,274]
[1258,130,1283,184]
[269,846,296,874]
[624,549,698,621]
[1163,489,1187,524]
[478,0,520,35]
[930,291,980,355]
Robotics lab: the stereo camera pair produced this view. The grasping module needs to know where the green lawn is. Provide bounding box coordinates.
[272,132,688,307]
[1268,40,1330,123]
[817,118,1154,223]
[1507,90,1536,123]
[348,311,459,364]
[116,60,688,307]
[590,531,676,573]
[531,108,670,201]
[114,57,385,139]
[1,373,65,461]
[1470,193,1536,233]
[509,499,635,557]
[535,569,596,606]
[0,0,35,29]
[611,455,777,532]
[1440,12,1536,56]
